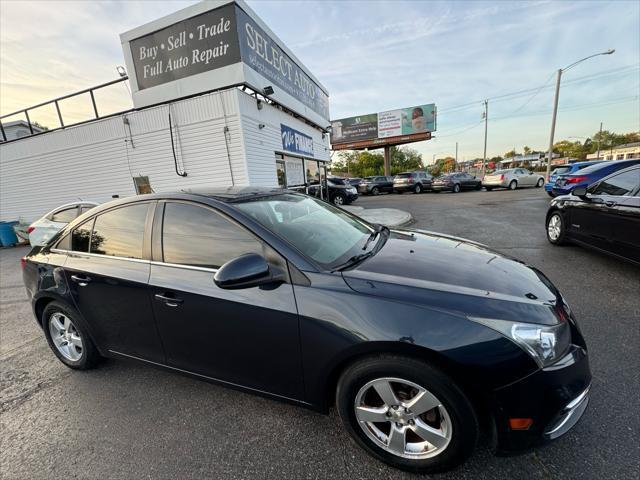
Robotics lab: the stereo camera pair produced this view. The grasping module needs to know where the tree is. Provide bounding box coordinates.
[332,146,423,177]
[523,146,531,155]
[504,150,517,158]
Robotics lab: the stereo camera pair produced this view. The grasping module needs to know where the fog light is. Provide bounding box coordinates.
[509,418,533,430]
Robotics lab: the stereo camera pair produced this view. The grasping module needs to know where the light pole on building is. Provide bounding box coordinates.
[545,49,615,180]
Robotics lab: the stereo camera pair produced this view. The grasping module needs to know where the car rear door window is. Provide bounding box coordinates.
[162,202,263,269]
[591,170,640,196]
[50,207,78,223]
[90,204,149,258]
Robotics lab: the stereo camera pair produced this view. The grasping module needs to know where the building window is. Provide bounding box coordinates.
[133,176,153,194]
[276,160,286,187]
[616,154,624,160]
[626,153,637,159]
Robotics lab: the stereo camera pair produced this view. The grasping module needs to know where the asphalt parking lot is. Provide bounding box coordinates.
[1,187,638,480]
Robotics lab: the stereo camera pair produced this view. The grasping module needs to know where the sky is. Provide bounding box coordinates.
[1,0,639,162]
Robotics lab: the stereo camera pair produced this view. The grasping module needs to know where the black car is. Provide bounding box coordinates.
[432,172,482,193]
[393,171,433,193]
[358,176,394,195]
[346,177,362,188]
[308,177,358,206]
[23,188,590,474]
[546,164,640,265]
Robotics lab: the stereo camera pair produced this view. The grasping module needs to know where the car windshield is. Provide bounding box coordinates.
[552,167,571,175]
[236,194,374,269]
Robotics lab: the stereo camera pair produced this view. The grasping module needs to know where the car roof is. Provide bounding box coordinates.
[183,186,291,203]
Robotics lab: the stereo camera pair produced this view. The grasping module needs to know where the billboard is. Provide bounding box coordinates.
[121,1,330,127]
[330,104,436,146]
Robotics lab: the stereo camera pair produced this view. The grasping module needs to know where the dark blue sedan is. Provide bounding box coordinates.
[552,159,640,196]
[545,161,602,197]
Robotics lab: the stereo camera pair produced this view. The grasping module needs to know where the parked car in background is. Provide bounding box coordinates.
[483,168,545,191]
[309,177,358,206]
[432,172,482,193]
[551,159,640,197]
[28,201,98,246]
[23,188,591,474]
[393,171,432,194]
[546,165,640,265]
[346,177,362,188]
[545,161,602,197]
[357,176,394,195]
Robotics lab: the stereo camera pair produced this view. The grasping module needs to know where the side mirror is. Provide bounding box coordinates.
[214,253,277,290]
[572,186,588,198]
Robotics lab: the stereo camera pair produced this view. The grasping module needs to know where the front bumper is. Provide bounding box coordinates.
[491,344,591,453]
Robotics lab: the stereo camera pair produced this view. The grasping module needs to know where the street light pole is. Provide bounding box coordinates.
[545,49,615,181]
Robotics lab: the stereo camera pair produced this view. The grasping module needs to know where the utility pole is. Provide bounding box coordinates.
[596,122,603,160]
[455,142,458,171]
[482,100,488,176]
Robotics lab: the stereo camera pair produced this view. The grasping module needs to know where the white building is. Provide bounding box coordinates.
[0,0,330,222]
[586,142,639,161]
[0,120,45,142]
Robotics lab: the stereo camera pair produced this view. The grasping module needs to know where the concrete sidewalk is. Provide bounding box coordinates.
[341,205,413,227]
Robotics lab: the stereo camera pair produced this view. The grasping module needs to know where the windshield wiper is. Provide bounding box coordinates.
[361,223,387,251]
[335,224,389,271]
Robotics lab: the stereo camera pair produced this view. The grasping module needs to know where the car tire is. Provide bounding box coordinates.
[414,184,422,194]
[42,301,101,370]
[547,191,555,198]
[536,178,544,188]
[452,184,461,193]
[546,211,567,245]
[508,180,517,190]
[484,187,493,191]
[332,193,346,206]
[371,187,380,196]
[336,355,478,474]
[475,183,482,190]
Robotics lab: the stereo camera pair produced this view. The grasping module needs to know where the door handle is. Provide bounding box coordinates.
[605,201,616,207]
[154,293,184,307]
[70,274,91,286]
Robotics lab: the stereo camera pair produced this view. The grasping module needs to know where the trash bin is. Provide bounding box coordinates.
[0,221,19,247]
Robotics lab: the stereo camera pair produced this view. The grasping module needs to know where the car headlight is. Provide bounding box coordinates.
[469,317,571,368]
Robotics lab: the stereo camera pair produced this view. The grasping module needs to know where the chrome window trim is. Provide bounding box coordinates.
[50,248,218,272]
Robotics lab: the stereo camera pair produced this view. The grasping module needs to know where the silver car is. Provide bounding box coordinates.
[482,168,545,191]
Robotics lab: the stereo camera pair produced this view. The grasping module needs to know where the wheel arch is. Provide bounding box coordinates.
[320,342,492,426]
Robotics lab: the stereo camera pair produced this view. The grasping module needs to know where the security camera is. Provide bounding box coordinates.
[263,86,274,96]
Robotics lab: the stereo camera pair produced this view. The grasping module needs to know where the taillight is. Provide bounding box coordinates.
[27,226,35,234]
[500,174,504,181]
[566,175,587,184]
[21,256,27,270]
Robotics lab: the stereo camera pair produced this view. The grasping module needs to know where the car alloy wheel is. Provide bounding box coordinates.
[354,377,452,459]
[453,184,460,193]
[48,312,83,361]
[333,194,345,206]
[509,180,517,190]
[536,178,544,187]
[371,187,380,195]
[547,213,565,244]
[414,185,422,194]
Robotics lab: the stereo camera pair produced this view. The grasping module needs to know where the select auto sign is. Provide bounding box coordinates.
[126,2,329,123]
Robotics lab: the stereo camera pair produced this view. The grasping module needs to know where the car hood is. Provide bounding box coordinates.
[342,229,564,325]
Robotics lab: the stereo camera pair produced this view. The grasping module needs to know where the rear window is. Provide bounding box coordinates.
[50,207,78,223]
[329,178,347,185]
[395,173,412,178]
[90,204,149,258]
[552,167,571,175]
[492,170,508,175]
[578,161,617,175]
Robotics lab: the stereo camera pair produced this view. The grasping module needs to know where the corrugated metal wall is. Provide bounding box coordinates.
[0,89,249,222]
[237,91,330,186]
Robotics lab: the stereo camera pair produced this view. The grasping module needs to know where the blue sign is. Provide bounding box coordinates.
[281,124,314,157]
